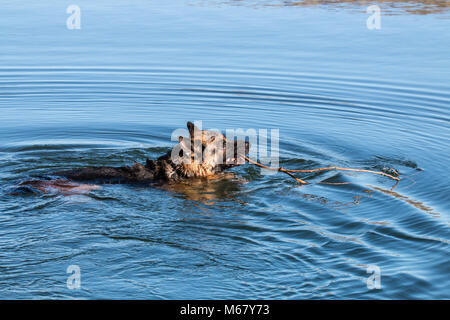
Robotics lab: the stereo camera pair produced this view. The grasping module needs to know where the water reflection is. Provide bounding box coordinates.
[160,172,245,203]
[302,192,365,212]
[370,185,441,217]
[218,0,450,14]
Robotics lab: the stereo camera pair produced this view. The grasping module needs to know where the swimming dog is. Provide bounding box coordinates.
[17,122,250,194]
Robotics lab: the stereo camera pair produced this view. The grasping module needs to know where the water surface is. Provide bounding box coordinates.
[0,0,449,299]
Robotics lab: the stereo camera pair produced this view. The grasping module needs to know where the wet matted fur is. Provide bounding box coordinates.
[17,122,250,194]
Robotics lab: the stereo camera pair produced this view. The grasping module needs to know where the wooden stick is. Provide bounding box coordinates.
[279,167,308,184]
[239,154,400,184]
[241,154,307,184]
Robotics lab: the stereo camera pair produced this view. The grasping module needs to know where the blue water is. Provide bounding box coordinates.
[0,0,449,299]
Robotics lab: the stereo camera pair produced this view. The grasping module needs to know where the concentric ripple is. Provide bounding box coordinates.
[0,0,449,299]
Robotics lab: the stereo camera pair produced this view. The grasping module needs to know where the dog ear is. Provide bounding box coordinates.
[187,121,200,139]
[207,136,215,144]
[178,136,191,153]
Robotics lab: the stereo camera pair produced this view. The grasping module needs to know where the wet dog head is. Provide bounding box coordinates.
[172,121,250,177]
